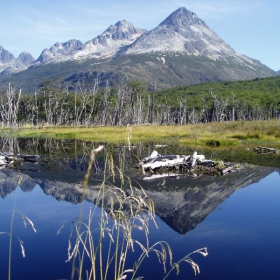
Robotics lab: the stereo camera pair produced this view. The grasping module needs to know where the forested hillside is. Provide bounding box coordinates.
[155,76,280,122]
[0,76,279,127]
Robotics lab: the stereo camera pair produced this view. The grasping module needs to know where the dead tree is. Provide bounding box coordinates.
[0,83,21,127]
[85,76,100,126]
[209,88,228,122]
[178,98,188,125]
[147,80,156,124]
[74,82,91,125]
[114,87,125,126]
[100,80,110,125]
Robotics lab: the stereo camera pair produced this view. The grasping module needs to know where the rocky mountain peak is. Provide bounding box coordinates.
[51,39,84,53]
[0,7,276,84]
[88,20,145,46]
[0,45,26,73]
[0,45,16,64]
[123,6,236,59]
[159,7,199,28]
[18,52,35,67]
[109,20,144,40]
[74,20,146,60]
[37,39,84,63]
[34,20,146,64]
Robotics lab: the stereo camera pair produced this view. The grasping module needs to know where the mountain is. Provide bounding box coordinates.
[118,7,274,78]
[0,7,277,91]
[0,45,23,73]
[0,46,35,75]
[74,20,146,61]
[36,20,146,64]
[143,166,276,234]
[0,154,276,234]
[18,51,36,67]
[122,7,236,59]
[37,39,84,63]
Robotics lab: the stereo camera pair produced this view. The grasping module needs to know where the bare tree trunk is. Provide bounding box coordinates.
[114,88,125,126]
[85,76,100,126]
[100,80,110,125]
[0,83,21,127]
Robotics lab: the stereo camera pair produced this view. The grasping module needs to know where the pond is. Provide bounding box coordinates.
[0,138,280,280]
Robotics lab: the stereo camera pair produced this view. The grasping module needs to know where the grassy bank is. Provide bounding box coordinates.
[2,120,280,149]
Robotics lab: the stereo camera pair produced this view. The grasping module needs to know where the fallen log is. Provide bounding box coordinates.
[141,150,161,163]
[15,154,40,162]
[0,152,40,168]
[138,150,244,179]
[253,147,277,154]
[142,155,186,170]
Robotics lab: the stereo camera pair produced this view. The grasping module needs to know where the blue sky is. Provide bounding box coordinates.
[0,0,279,70]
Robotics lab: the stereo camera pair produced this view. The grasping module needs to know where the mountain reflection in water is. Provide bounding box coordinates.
[0,164,276,235]
[0,137,280,279]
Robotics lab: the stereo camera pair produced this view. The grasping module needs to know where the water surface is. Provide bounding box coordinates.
[0,138,279,279]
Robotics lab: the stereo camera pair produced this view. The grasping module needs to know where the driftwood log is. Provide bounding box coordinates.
[253,146,277,154]
[137,150,244,180]
[0,152,39,168]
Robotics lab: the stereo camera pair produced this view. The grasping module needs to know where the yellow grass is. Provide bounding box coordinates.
[2,120,280,148]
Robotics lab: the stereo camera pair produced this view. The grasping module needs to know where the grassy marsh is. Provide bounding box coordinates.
[2,120,280,149]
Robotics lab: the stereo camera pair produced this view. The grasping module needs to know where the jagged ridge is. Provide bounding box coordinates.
[0,7,277,89]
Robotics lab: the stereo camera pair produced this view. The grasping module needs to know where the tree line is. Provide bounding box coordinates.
[0,77,279,127]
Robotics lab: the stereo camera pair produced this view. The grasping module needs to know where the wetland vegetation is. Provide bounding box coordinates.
[0,75,280,279]
[0,75,279,154]
[4,119,280,148]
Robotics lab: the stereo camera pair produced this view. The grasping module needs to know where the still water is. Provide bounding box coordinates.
[0,138,279,280]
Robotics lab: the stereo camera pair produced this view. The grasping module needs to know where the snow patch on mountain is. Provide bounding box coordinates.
[74,20,146,60]
[122,7,236,60]
[37,39,84,63]
[36,20,146,64]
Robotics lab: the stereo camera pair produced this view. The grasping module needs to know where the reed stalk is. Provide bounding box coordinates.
[0,176,37,280]
[67,144,208,279]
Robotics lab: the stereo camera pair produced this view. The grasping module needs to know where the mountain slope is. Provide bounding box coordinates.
[0,52,274,92]
[0,46,35,74]
[37,39,84,63]
[74,20,146,60]
[18,52,35,67]
[122,7,236,59]
[36,20,146,64]
[0,46,24,73]
[0,7,277,91]
[121,7,271,75]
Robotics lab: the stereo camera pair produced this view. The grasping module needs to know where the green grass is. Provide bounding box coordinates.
[2,120,280,149]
